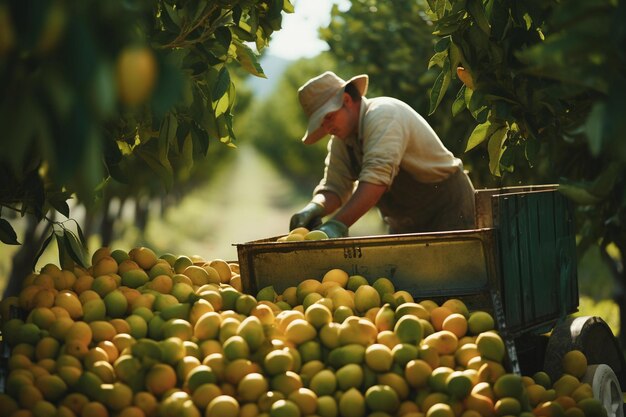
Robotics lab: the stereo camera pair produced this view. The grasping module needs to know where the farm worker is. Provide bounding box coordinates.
[289,71,476,238]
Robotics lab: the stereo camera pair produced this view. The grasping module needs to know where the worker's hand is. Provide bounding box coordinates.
[317,219,349,238]
[289,202,325,231]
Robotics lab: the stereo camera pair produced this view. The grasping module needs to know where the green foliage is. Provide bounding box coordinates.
[426,0,626,267]
[0,0,292,264]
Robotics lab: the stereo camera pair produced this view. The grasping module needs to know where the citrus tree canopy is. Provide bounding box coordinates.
[0,0,293,266]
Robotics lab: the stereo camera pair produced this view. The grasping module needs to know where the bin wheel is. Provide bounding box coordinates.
[543,316,626,389]
[582,364,624,417]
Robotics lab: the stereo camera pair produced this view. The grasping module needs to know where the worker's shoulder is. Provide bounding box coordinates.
[365,96,415,113]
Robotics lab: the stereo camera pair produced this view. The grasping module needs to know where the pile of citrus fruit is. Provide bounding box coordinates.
[0,246,607,417]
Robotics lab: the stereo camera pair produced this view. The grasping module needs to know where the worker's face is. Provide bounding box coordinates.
[321,93,359,140]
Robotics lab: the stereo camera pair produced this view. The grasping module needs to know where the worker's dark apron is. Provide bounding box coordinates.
[377,168,476,233]
[347,146,476,234]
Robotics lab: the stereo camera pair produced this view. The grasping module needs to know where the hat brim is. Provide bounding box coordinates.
[301,74,369,145]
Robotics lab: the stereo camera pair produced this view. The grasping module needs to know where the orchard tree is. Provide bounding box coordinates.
[425,0,626,339]
[0,0,293,296]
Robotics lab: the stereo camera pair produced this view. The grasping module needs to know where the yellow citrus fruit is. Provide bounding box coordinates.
[54,291,83,320]
[465,392,495,417]
[372,277,395,298]
[441,298,469,317]
[322,268,349,288]
[446,370,473,399]
[81,401,109,417]
[423,330,458,355]
[577,398,605,417]
[476,331,505,362]
[571,382,593,402]
[35,374,67,402]
[394,315,424,344]
[207,259,231,284]
[236,372,269,403]
[205,394,239,417]
[365,384,400,414]
[378,371,410,400]
[562,350,587,379]
[478,360,507,385]
[285,318,317,345]
[145,363,176,397]
[339,387,366,417]
[493,373,524,399]
[129,246,158,270]
[222,335,250,361]
[442,313,468,338]
[264,349,294,376]
[430,306,453,331]
[467,311,495,334]
[364,343,393,372]
[354,285,381,314]
[553,374,581,397]
[309,369,337,397]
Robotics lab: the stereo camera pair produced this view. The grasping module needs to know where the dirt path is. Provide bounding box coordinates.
[146,143,308,262]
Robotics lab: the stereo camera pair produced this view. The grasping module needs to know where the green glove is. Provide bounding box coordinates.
[316,219,349,238]
[289,202,325,231]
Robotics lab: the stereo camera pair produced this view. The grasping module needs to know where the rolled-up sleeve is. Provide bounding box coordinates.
[359,109,408,187]
[313,138,357,204]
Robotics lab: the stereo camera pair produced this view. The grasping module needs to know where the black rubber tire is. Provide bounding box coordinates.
[543,316,626,390]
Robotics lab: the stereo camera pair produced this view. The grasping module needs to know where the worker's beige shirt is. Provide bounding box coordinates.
[314,96,463,204]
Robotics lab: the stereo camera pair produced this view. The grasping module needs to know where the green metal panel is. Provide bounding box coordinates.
[498,196,522,329]
[528,193,562,320]
[496,190,578,336]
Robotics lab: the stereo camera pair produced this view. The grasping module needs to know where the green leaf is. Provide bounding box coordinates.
[588,163,621,198]
[201,106,219,139]
[213,91,231,117]
[435,0,447,17]
[159,113,177,160]
[466,120,492,152]
[48,191,72,218]
[0,218,20,245]
[452,85,467,117]
[135,141,174,190]
[233,41,266,78]
[559,183,603,205]
[429,58,451,115]
[524,137,540,167]
[448,41,463,74]
[467,0,491,35]
[33,232,54,267]
[191,123,210,155]
[434,36,451,52]
[192,0,209,22]
[213,68,231,101]
[585,102,606,157]
[63,229,89,268]
[283,0,295,13]
[428,51,447,69]
[55,233,75,270]
[487,126,508,176]
[432,21,462,36]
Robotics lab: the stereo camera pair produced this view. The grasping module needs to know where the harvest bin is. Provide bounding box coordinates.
[237,185,577,339]
[236,185,626,394]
